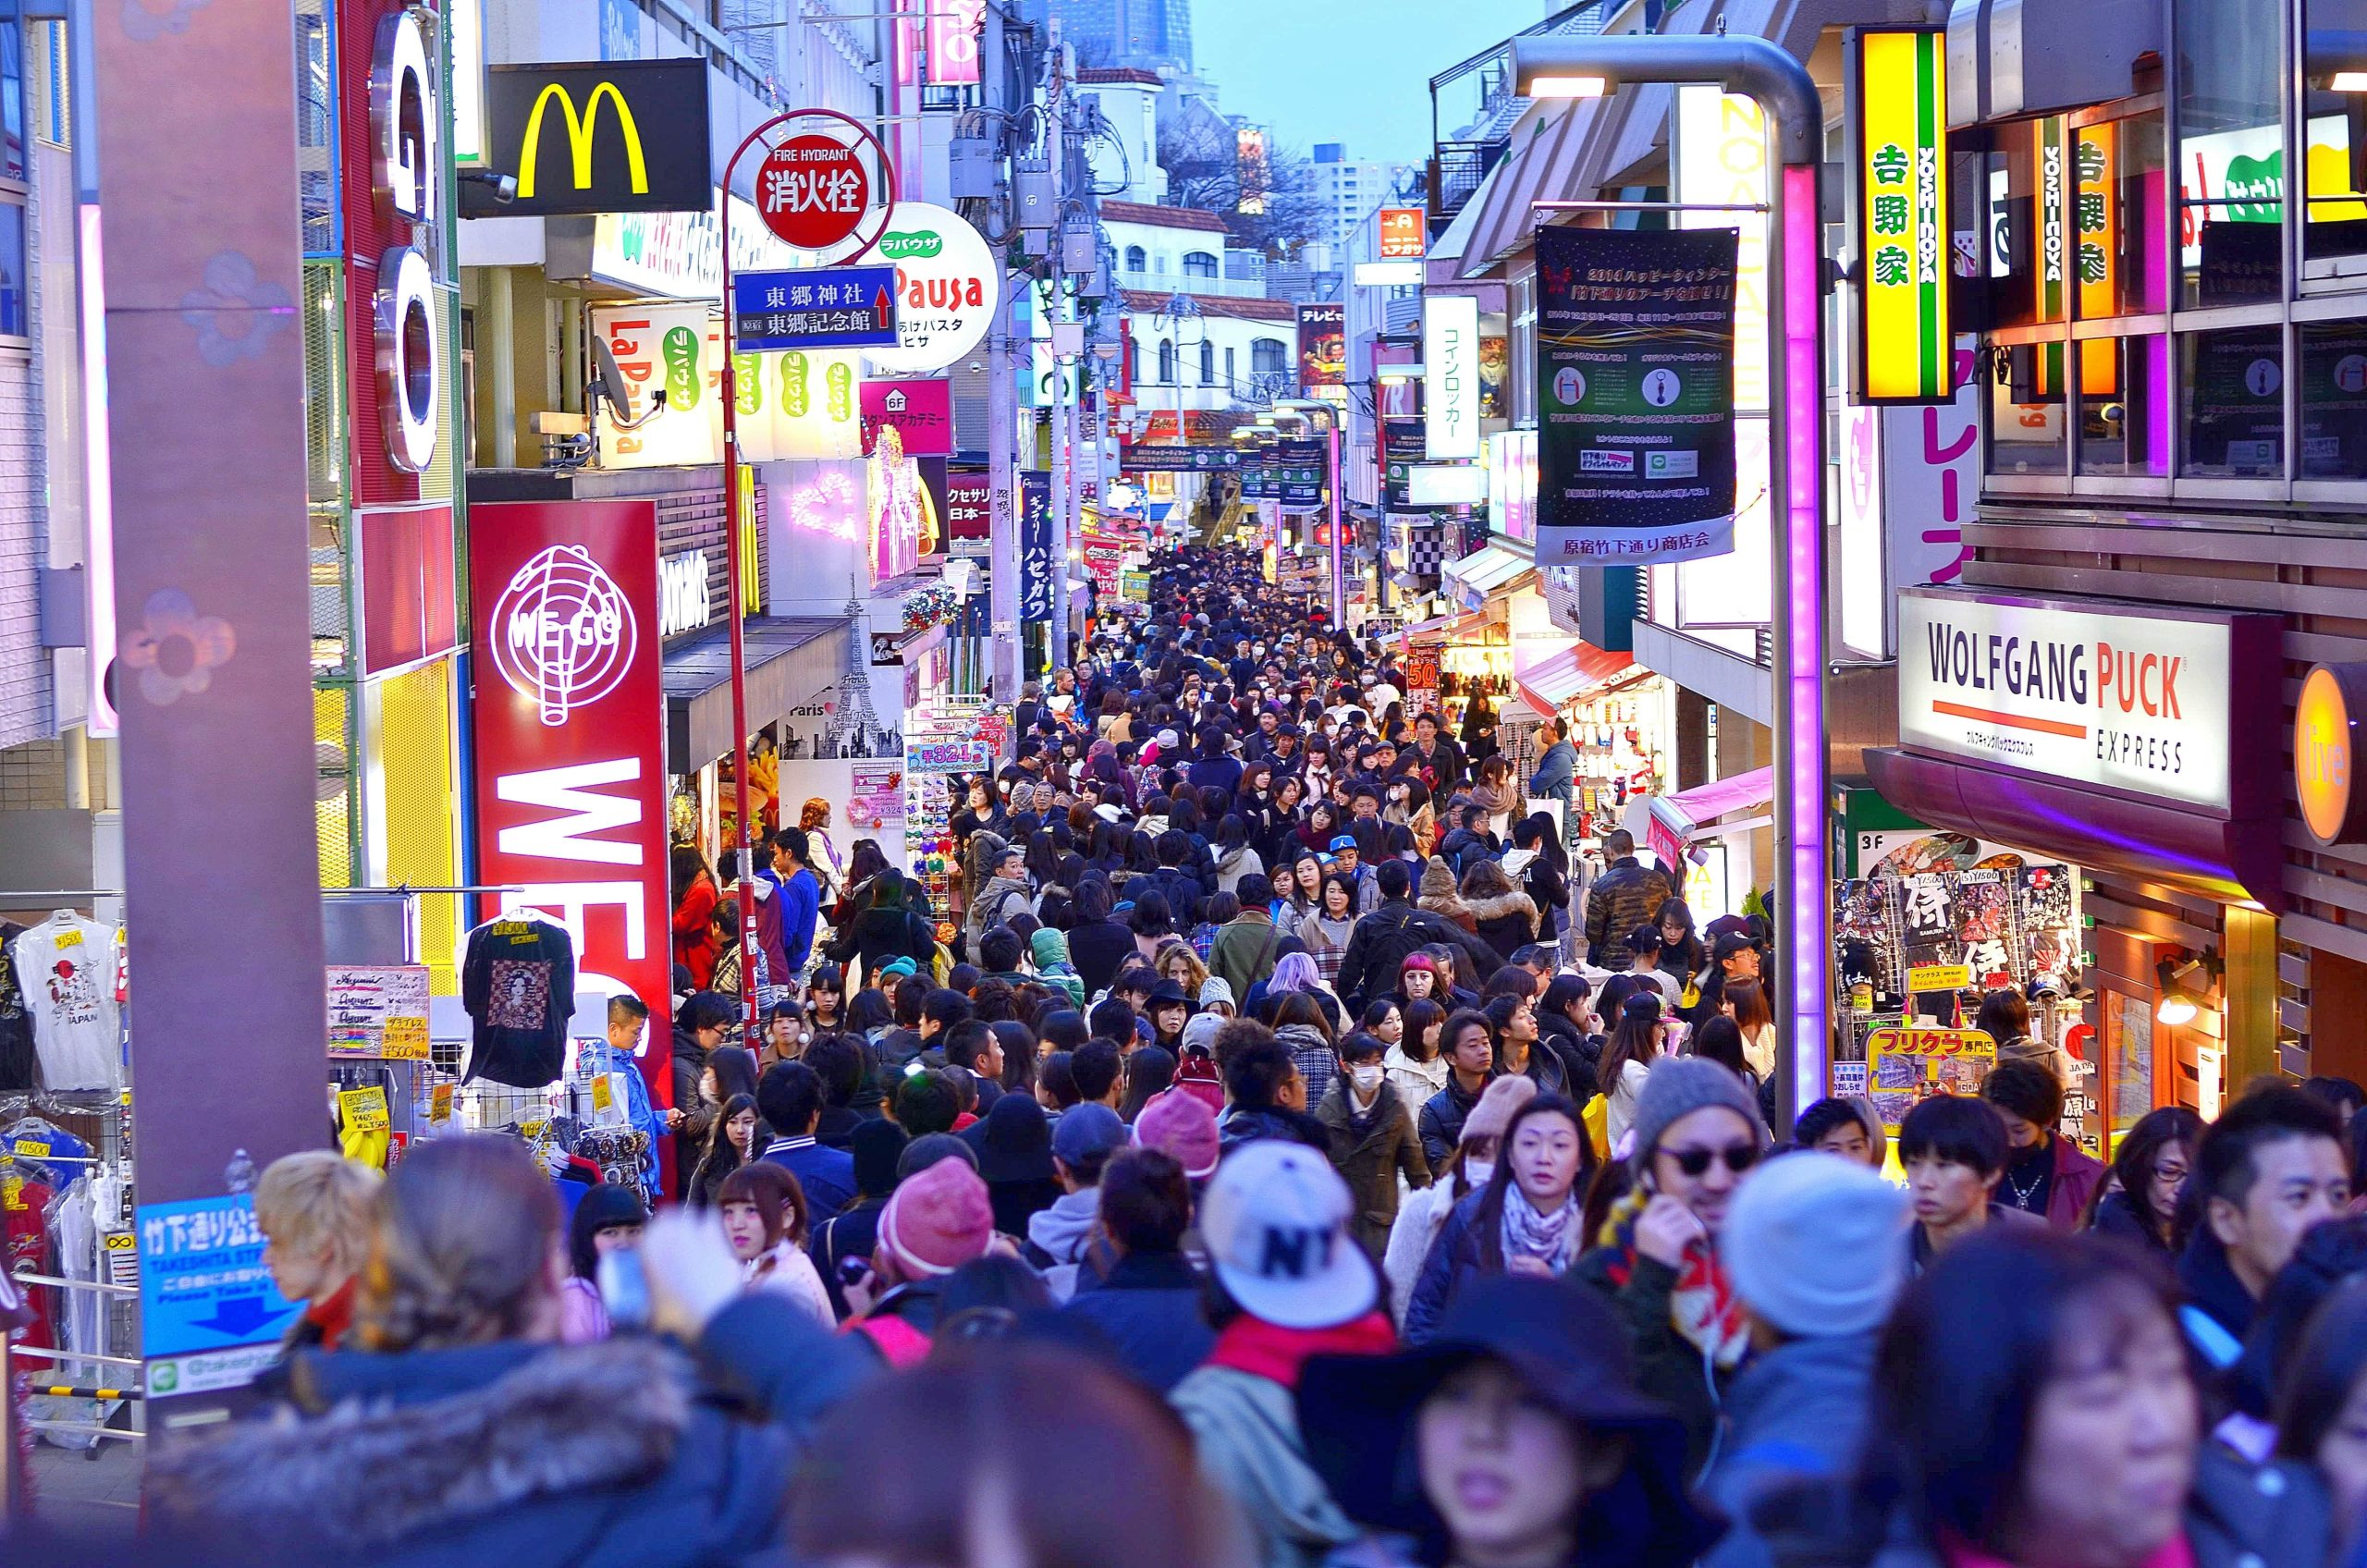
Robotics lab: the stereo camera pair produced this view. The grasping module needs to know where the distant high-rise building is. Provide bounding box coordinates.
[1048,0,1193,74]
[1307,144,1407,252]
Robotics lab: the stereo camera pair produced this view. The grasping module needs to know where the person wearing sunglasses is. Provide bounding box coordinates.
[1572,1056,1769,1477]
[1402,1093,1594,1345]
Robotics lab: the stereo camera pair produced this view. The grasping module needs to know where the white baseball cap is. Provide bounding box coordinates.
[1201,1142,1377,1329]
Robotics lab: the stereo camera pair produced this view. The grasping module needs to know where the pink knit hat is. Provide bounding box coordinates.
[1133,1087,1221,1180]
[878,1157,994,1277]
[1461,1074,1539,1145]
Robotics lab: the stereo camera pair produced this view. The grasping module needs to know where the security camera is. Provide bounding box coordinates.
[461,169,518,204]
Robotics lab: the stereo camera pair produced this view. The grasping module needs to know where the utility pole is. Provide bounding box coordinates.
[985,0,1021,704]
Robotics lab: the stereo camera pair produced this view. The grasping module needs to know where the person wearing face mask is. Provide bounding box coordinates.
[1572,1057,1768,1476]
[1404,1094,1595,1343]
[1315,1032,1432,1263]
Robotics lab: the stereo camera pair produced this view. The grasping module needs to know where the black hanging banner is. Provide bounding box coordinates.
[1534,225,1739,568]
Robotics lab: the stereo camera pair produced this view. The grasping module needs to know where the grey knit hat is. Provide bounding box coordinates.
[1627,1056,1768,1169]
[1720,1150,1908,1337]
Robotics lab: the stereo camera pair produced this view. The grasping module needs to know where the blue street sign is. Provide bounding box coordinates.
[731,266,900,350]
[136,1193,300,1358]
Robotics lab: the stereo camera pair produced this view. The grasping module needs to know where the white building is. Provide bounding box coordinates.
[1309,142,1409,253]
[1081,68,1167,205]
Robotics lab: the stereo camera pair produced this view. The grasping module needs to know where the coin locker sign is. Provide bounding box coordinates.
[1534,224,1738,567]
[1850,27,1952,403]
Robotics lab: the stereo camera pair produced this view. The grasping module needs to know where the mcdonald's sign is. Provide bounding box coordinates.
[471,60,712,217]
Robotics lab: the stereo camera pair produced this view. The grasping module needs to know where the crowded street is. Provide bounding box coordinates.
[8,0,2367,1564]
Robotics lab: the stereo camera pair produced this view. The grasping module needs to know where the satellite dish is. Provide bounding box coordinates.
[592,336,635,426]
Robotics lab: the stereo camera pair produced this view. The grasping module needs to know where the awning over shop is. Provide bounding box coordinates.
[664,616,850,775]
[1443,540,1535,608]
[1513,642,1635,717]
[1864,747,2285,913]
[1402,608,1490,645]
[1666,766,1772,827]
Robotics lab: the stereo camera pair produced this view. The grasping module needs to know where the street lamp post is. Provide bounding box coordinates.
[1514,34,1832,1125]
[1274,398,1345,628]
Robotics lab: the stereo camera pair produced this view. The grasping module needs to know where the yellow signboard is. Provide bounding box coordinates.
[1852,28,1952,403]
[1906,962,1973,993]
[1865,1025,1996,1132]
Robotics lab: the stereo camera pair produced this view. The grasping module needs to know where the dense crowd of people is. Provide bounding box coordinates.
[55,544,2367,1568]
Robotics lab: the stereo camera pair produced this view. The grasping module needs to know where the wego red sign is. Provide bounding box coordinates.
[469,500,671,1105]
[757,134,872,249]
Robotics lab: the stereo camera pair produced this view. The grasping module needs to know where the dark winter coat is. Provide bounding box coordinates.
[1066,918,1139,996]
[1333,900,1502,1012]
[824,904,938,980]
[1417,1074,1490,1170]
[1403,1188,1491,1345]
[1466,887,1542,961]
[1061,1249,1215,1393]
[1313,1078,1430,1260]
[1699,1334,1881,1568]
[1571,1242,1740,1478]
[1583,856,1674,970]
[1219,1104,1331,1153]
[146,1294,874,1568]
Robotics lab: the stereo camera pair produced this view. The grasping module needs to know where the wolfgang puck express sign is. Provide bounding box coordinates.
[1895,587,2276,814]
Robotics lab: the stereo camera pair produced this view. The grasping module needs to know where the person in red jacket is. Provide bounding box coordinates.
[672,844,721,990]
[1981,1060,2106,1230]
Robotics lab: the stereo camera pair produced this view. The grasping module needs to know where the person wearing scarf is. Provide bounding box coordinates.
[1404,1092,1588,1343]
[1572,1057,1768,1478]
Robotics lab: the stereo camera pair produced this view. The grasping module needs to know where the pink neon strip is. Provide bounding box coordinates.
[1781,163,1830,1111]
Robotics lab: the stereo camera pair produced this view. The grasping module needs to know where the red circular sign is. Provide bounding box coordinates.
[755,134,874,250]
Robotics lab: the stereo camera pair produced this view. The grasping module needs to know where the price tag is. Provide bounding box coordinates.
[13,1138,46,1158]
[379,1016,428,1060]
[337,1085,390,1133]
[429,1084,453,1125]
[590,1074,615,1115]
[54,927,81,949]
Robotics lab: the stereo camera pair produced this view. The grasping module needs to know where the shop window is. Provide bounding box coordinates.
[1224,345,1236,386]
[2077,336,2171,476]
[2180,325,2286,477]
[2300,318,2367,476]
[1988,350,2069,475]
[0,202,27,340]
[1182,251,1218,278]
[1981,119,2058,332]
[2177,0,2285,304]
[2069,113,2170,318]
[2303,0,2367,265]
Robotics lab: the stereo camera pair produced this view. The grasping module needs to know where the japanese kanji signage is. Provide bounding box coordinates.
[1379,206,1426,259]
[1533,225,1739,567]
[1849,27,1952,403]
[1122,444,1245,472]
[732,266,900,350]
[756,135,874,250]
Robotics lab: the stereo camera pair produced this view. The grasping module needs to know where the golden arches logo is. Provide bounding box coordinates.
[517,81,647,199]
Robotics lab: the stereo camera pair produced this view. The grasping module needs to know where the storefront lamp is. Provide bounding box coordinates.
[2333,70,2367,91]
[2154,951,2218,1026]
[1515,31,1832,1125]
[2156,993,2200,1028]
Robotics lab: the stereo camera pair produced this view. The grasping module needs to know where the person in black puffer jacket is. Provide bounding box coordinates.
[825,873,938,981]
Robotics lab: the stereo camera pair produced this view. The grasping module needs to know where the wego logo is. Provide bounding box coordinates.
[488,545,640,726]
[519,81,647,199]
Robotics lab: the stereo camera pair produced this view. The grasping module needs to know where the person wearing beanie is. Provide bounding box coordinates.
[847,1156,996,1366]
[1383,1074,1536,1329]
[1699,1151,1909,1568]
[809,1118,908,1320]
[1134,1086,1222,1183]
[1171,1143,1395,1568]
[1027,925,1086,1008]
[1571,1055,1770,1477]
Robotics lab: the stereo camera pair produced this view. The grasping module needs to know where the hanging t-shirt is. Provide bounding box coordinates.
[0,920,36,1091]
[460,915,576,1088]
[13,917,120,1091]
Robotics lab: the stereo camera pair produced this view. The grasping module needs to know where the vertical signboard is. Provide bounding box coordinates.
[926,0,984,85]
[1850,28,1952,403]
[1297,301,1345,388]
[1378,206,1427,259]
[1837,338,1981,659]
[1422,294,1480,459]
[1675,85,1770,412]
[468,501,670,1100]
[1534,225,1739,566]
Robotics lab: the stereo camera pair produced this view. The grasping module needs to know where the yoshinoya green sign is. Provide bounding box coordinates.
[865,200,1000,375]
[1533,224,1739,567]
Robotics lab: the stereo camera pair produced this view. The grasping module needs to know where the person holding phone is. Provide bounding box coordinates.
[1572,1056,1768,1477]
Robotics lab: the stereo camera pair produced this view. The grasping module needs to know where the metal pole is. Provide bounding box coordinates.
[718,157,758,1047]
[1513,35,1831,1124]
[1327,421,1344,627]
[1051,355,1072,672]
[1375,388,1392,613]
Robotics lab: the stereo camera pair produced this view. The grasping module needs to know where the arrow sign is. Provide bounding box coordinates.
[190,1295,298,1341]
[137,1192,305,1359]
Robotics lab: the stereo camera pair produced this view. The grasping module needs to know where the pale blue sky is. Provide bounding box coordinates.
[1191,0,1556,165]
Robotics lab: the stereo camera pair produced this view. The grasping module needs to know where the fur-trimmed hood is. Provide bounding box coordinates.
[1463,888,1539,923]
[148,1337,779,1564]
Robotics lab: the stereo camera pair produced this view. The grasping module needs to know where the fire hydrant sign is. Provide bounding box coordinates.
[756,135,872,250]
[136,1193,300,1358]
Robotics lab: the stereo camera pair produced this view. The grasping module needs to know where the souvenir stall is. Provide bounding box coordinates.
[1830,851,2097,1152]
[901,701,1011,937]
[1,900,133,1464]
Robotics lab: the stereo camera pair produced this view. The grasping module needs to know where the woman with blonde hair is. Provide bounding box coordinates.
[798,796,844,900]
[254,1149,383,1354]
[1152,937,1209,1003]
[150,1136,874,1564]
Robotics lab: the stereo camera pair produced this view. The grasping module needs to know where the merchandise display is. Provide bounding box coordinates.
[459,912,577,1089]
[7,913,124,1093]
